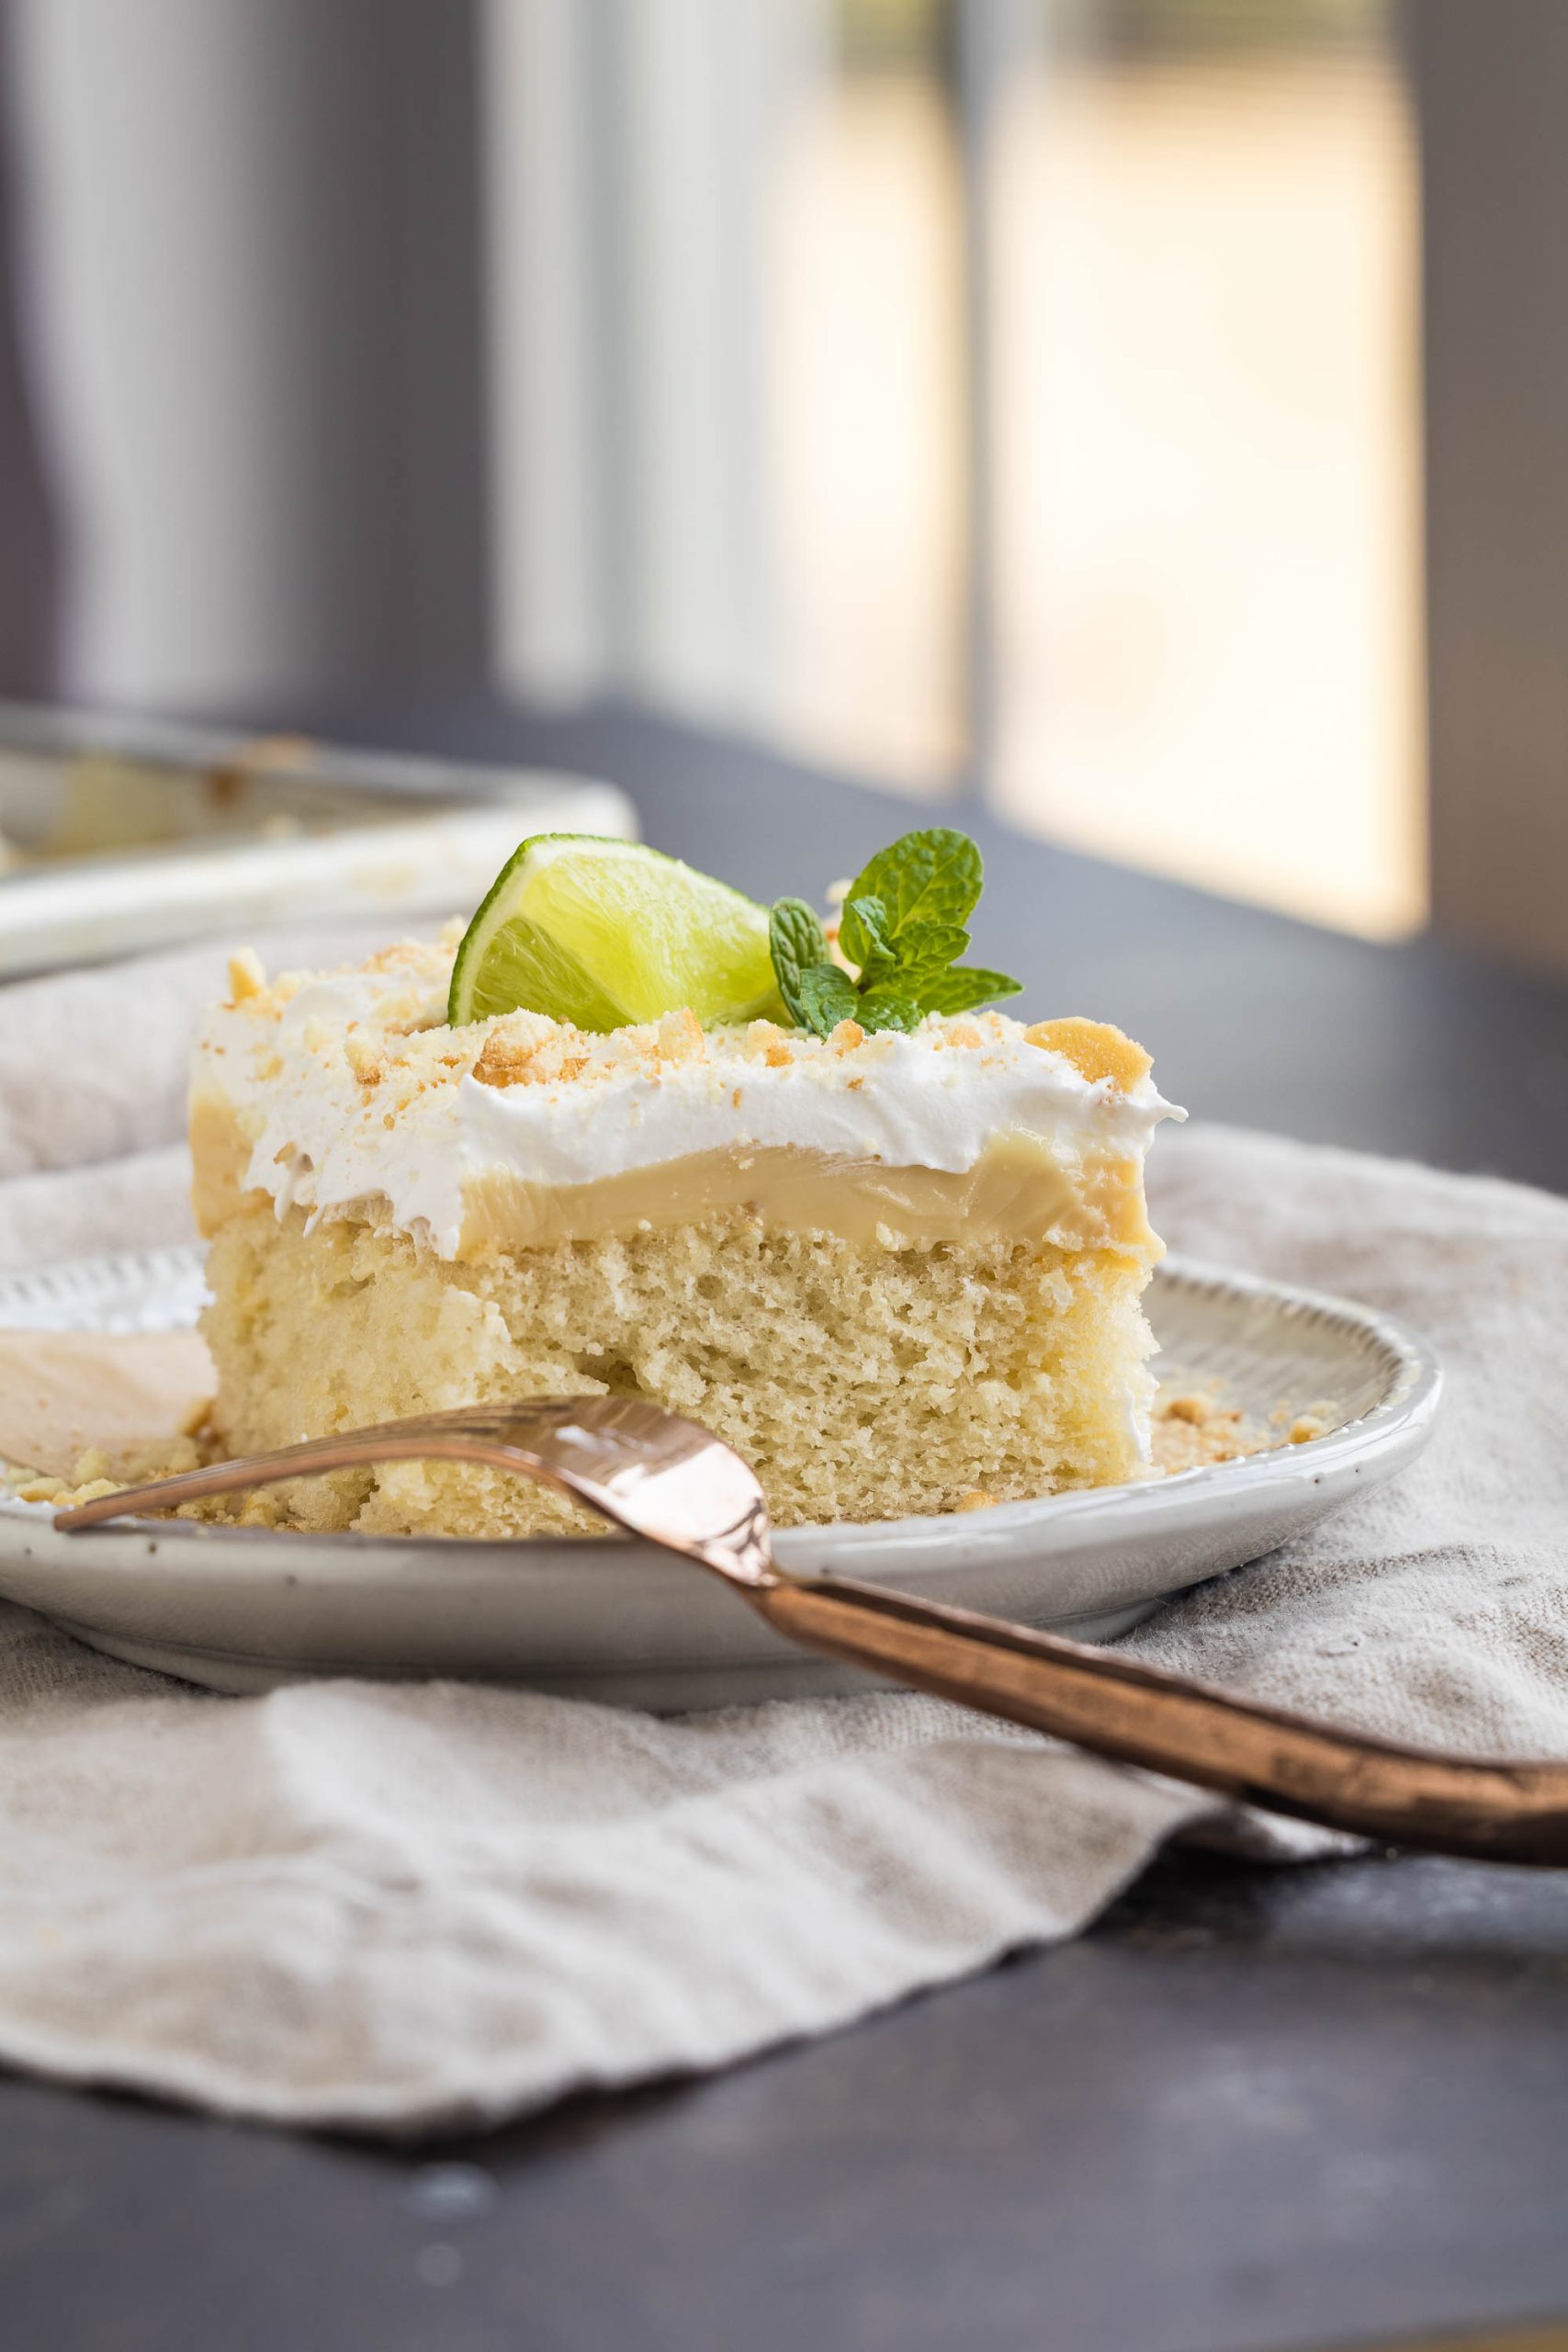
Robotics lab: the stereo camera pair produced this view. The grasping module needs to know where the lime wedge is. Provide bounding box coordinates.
[447,834,784,1032]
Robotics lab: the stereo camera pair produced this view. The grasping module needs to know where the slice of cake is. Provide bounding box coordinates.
[190,831,1181,1536]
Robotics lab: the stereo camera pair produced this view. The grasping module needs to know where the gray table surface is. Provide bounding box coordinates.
[6,698,1568,2352]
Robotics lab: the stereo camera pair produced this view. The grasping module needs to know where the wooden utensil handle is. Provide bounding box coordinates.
[753,1576,1568,1864]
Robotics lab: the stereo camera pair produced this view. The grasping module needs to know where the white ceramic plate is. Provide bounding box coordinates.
[0,1246,1440,1708]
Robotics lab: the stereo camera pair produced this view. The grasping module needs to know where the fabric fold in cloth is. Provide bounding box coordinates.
[0,933,1564,2134]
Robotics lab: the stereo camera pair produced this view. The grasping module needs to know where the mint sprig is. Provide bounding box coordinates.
[768,828,1021,1038]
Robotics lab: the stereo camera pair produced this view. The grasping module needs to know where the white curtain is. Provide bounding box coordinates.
[484,0,821,731]
[6,0,488,715]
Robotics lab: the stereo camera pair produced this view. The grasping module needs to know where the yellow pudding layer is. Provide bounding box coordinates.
[460,1132,1157,1255]
[192,1093,1156,1259]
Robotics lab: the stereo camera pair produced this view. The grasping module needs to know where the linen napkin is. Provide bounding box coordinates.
[0,933,1564,2135]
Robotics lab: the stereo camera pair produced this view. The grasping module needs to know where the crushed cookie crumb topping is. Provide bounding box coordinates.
[226,947,267,1007]
[210,943,1166,1123]
[1026,1017,1153,1093]
[344,1035,386,1086]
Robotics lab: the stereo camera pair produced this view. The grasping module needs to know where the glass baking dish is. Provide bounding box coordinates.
[0,704,637,976]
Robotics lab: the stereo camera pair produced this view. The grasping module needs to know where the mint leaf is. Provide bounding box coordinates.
[769,898,832,1028]
[879,921,970,979]
[838,893,896,980]
[914,966,1022,1015]
[771,830,1019,1034]
[856,986,923,1033]
[846,829,982,942]
[795,963,861,1035]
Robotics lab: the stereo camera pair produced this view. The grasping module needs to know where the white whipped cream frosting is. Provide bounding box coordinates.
[195,958,1183,1260]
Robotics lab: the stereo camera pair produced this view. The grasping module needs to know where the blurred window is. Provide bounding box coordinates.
[985,1,1422,937]
[767,0,967,793]
[489,0,1424,933]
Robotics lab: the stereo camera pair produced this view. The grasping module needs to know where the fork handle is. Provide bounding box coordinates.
[750,1575,1568,1865]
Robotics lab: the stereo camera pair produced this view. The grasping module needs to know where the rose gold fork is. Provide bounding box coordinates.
[55,1396,1568,1864]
